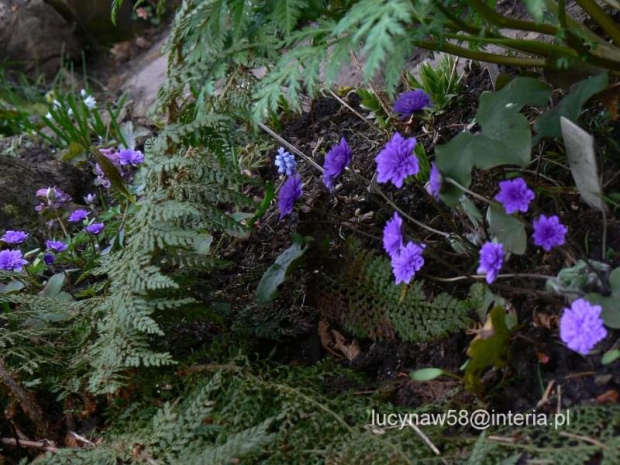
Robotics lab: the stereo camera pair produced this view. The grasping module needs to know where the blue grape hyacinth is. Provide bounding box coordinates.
[275,148,297,176]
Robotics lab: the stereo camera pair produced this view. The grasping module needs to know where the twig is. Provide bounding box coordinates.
[257,122,324,172]
[427,273,555,282]
[0,437,59,453]
[327,89,382,134]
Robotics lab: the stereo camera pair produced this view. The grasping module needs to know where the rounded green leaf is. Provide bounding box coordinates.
[410,368,445,382]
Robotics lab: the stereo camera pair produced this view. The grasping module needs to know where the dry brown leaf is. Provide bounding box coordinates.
[533,311,558,330]
[318,318,334,353]
[331,329,361,361]
[596,389,619,404]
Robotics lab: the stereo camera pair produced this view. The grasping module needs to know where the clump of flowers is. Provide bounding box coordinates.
[69,209,90,223]
[1,231,29,245]
[95,147,145,187]
[375,132,419,188]
[86,223,105,235]
[0,250,28,272]
[532,215,567,251]
[426,162,442,201]
[383,212,404,258]
[35,186,72,213]
[322,138,351,190]
[275,148,297,176]
[477,242,504,284]
[278,174,303,219]
[393,89,431,119]
[391,241,426,285]
[495,178,535,214]
[560,299,607,355]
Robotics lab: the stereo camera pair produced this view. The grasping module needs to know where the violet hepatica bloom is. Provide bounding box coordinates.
[375,132,419,189]
[43,253,55,266]
[275,148,297,176]
[532,215,567,252]
[477,242,504,284]
[426,162,443,201]
[69,209,90,223]
[278,175,303,219]
[84,193,96,204]
[560,298,607,355]
[0,250,28,272]
[118,148,145,167]
[86,223,105,235]
[1,230,29,245]
[383,212,404,258]
[322,138,352,191]
[46,240,68,253]
[393,89,431,119]
[495,178,535,214]
[391,241,426,285]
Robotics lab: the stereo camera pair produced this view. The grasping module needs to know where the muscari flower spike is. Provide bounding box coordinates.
[275,148,297,176]
[560,298,607,355]
[278,174,303,219]
[69,209,90,223]
[383,212,404,258]
[391,241,426,285]
[0,250,28,272]
[495,177,535,214]
[532,215,567,252]
[46,240,68,253]
[322,138,351,191]
[1,230,29,245]
[393,89,431,119]
[375,132,419,189]
[477,241,504,284]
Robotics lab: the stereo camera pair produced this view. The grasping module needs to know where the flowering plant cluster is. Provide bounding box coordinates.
[95,147,145,187]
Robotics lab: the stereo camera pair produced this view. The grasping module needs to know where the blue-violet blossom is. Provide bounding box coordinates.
[495,178,535,214]
[0,250,28,272]
[275,148,297,176]
[1,230,29,245]
[393,89,431,119]
[560,298,607,355]
[391,241,426,285]
[322,138,351,190]
[532,215,567,251]
[46,240,68,253]
[477,242,504,284]
[86,223,105,235]
[278,175,303,219]
[426,162,442,201]
[118,148,145,167]
[383,212,404,258]
[44,254,55,266]
[375,132,419,189]
[69,209,90,223]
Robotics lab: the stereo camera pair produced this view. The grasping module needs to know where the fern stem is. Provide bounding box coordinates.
[414,40,547,68]
[464,0,559,35]
[427,273,555,282]
[575,0,620,45]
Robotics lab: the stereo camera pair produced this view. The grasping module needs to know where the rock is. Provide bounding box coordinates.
[121,36,169,120]
[0,0,83,75]
[0,154,93,232]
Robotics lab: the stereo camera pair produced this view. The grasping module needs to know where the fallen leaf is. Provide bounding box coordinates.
[596,389,619,404]
[331,330,361,361]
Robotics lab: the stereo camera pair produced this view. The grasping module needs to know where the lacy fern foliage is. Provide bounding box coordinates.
[318,240,470,342]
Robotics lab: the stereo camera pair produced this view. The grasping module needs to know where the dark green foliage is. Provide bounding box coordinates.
[318,240,470,342]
